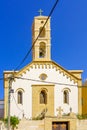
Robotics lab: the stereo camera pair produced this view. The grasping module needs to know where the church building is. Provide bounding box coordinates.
[4,14,83,130]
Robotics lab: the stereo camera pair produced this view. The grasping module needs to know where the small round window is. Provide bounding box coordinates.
[39,73,47,80]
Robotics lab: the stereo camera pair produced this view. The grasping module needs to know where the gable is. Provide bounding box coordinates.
[14,60,83,85]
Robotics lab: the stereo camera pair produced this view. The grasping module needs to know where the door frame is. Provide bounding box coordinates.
[52,121,69,130]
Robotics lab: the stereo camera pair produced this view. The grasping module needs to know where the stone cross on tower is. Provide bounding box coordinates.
[38,9,43,16]
[56,106,63,117]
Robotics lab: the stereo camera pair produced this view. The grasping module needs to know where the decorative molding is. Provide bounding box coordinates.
[32,84,54,87]
[14,61,81,85]
[39,87,48,93]
[62,88,71,92]
[16,88,25,93]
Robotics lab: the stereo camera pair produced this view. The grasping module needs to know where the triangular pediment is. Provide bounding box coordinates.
[14,60,83,84]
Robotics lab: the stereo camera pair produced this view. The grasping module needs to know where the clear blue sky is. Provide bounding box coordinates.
[0,0,87,99]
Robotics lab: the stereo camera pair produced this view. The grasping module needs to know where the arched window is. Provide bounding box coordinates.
[39,42,46,58]
[63,90,69,104]
[39,27,45,37]
[18,91,23,104]
[40,90,47,104]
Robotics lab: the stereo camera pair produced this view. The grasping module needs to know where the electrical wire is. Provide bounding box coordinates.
[0,0,86,88]
[12,94,24,112]
[12,94,25,117]
[14,76,78,87]
[0,77,13,81]
[0,76,87,87]
[15,0,59,70]
[0,75,86,87]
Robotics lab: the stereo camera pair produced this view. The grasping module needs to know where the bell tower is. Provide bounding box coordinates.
[32,12,51,61]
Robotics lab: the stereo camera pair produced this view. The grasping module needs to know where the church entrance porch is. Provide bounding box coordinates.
[44,115,77,130]
[52,122,68,130]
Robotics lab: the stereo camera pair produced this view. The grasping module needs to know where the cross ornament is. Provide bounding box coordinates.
[56,106,63,117]
[38,9,43,16]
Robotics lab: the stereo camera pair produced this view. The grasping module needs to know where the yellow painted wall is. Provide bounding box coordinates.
[82,86,87,115]
[32,84,54,118]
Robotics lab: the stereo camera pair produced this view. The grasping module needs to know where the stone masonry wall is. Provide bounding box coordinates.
[1,118,87,130]
[15,119,87,130]
[77,120,87,130]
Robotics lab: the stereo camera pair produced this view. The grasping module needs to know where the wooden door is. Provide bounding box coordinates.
[52,122,68,130]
